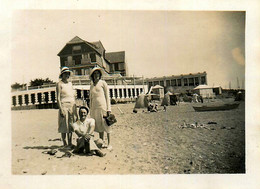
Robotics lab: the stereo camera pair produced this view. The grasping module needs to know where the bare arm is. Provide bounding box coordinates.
[88,119,95,135]
[89,85,92,110]
[103,81,111,113]
[73,120,95,140]
[56,82,65,117]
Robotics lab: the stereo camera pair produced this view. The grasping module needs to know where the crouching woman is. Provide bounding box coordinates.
[72,106,106,157]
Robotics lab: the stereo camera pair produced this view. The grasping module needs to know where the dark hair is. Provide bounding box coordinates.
[79,106,89,114]
[90,70,102,81]
[59,71,71,79]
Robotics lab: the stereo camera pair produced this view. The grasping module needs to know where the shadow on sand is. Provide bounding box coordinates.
[23,145,62,150]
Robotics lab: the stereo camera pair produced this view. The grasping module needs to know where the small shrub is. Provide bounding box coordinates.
[111,99,117,104]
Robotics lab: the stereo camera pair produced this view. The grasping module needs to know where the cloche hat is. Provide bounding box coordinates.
[59,67,71,78]
[89,66,104,79]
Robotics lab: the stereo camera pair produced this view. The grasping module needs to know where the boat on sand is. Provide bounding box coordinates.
[192,103,240,112]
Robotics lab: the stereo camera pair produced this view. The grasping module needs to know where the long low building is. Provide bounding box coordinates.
[11,83,147,110]
[145,71,207,93]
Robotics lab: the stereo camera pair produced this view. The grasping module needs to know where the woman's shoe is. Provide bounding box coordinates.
[107,145,113,151]
[95,150,106,157]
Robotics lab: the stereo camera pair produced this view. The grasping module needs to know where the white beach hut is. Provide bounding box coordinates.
[193,85,215,98]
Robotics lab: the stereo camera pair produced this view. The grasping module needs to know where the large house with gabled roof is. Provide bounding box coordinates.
[57,36,127,76]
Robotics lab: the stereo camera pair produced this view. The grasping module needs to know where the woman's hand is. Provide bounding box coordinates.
[84,133,91,140]
[60,108,66,117]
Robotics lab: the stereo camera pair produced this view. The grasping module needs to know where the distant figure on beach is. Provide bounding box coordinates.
[235,91,243,101]
[147,102,158,112]
[89,67,113,151]
[193,93,199,103]
[199,95,203,103]
[56,67,77,148]
[163,105,167,111]
[72,106,106,157]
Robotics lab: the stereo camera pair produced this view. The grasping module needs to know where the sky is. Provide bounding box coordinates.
[11,10,245,88]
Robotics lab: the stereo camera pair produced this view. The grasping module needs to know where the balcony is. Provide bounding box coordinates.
[65,60,75,66]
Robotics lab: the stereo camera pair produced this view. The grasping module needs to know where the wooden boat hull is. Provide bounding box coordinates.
[193,103,240,112]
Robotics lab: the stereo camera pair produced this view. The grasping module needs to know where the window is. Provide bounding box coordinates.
[171,79,176,86]
[72,45,81,54]
[31,94,35,104]
[189,78,194,86]
[18,95,22,106]
[37,93,42,104]
[154,81,159,85]
[136,88,140,96]
[128,89,132,97]
[73,55,82,65]
[77,90,81,99]
[24,94,29,105]
[114,63,119,71]
[195,77,199,86]
[184,78,188,86]
[160,81,164,87]
[12,96,16,106]
[148,82,153,88]
[119,89,123,98]
[123,89,127,97]
[109,89,113,98]
[114,89,118,98]
[44,92,49,103]
[51,91,56,102]
[132,89,135,97]
[177,79,182,86]
[166,80,170,87]
[60,57,67,67]
[90,53,96,62]
[201,76,206,84]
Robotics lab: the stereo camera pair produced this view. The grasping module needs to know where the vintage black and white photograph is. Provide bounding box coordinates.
[10,10,246,175]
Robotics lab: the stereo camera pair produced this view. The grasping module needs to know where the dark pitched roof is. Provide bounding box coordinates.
[105,51,125,63]
[90,41,105,55]
[67,36,85,44]
[58,36,103,56]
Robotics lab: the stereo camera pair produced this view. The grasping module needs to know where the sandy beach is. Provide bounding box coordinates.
[12,99,245,175]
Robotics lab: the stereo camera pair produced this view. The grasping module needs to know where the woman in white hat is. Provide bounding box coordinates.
[89,67,112,150]
[56,67,77,148]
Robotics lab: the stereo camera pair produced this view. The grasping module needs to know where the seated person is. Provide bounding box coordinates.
[72,106,106,157]
[147,102,158,112]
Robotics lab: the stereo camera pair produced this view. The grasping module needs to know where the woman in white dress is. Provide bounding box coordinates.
[89,67,112,150]
[56,67,77,147]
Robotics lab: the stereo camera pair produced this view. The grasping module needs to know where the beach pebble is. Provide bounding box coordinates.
[23,170,28,173]
[143,143,147,146]
[164,166,169,170]
[41,171,47,175]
